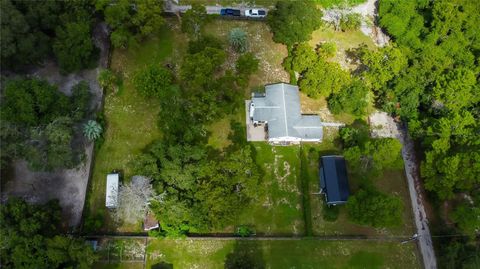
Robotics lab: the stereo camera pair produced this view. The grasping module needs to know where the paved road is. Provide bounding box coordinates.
[164,0,270,14]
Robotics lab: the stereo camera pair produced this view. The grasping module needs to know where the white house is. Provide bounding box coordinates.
[248,83,323,144]
[106,173,119,209]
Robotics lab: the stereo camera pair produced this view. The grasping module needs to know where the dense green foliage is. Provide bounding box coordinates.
[1,0,95,71]
[0,198,97,268]
[299,58,351,98]
[53,16,95,73]
[339,13,362,31]
[134,64,173,97]
[0,78,92,170]
[181,3,209,38]
[136,141,260,235]
[267,1,322,45]
[346,188,403,228]
[236,52,259,87]
[229,28,248,53]
[328,79,369,116]
[343,137,402,178]
[96,0,164,48]
[317,42,337,58]
[375,0,480,201]
[284,43,352,99]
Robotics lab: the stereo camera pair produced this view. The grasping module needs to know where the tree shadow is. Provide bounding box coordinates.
[151,262,173,269]
[224,240,265,269]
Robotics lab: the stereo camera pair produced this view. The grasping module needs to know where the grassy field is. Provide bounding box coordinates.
[146,238,420,269]
[84,23,182,232]
[234,143,304,235]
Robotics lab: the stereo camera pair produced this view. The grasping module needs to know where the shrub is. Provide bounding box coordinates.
[323,204,340,222]
[346,188,403,228]
[229,28,248,53]
[134,64,173,97]
[339,13,362,31]
[317,42,337,58]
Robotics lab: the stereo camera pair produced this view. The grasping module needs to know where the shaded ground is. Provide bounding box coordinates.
[1,23,110,227]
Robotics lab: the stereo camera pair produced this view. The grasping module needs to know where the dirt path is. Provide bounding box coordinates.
[370,112,437,269]
[1,22,110,228]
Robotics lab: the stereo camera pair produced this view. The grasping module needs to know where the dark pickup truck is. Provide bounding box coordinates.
[220,8,241,16]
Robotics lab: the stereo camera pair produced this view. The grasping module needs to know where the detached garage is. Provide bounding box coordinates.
[319,156,350,205]
[106,173,119,209]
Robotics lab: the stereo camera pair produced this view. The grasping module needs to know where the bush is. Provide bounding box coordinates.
[236,52,259,77]
[317,42,337,58]
[134,64,173,97]
[327,79,369,117]
[229,28,248,53]
[339,13,362,31]
[98,69,118,93]
[346,188,403,228]
[323,204,340,222]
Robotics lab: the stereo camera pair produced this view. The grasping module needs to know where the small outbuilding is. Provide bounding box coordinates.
[106,173,119,209]
[143,211,159,231]
[319,156,350,205]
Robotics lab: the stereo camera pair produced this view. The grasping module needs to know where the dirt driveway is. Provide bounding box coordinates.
[1,23,110,228]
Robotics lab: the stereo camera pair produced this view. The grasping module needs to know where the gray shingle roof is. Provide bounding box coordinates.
[251,83,323,140]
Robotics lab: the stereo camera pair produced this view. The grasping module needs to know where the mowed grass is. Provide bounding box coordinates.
[146,238,421,269]
[85,25,176,232]
[233,143,304,235]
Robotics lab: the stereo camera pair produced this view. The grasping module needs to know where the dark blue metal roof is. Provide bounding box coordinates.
[319,156,350,205]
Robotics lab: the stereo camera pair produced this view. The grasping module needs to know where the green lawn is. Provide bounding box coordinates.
[84,24,179,232]
[146,238,421,269]
[234,143,304,235]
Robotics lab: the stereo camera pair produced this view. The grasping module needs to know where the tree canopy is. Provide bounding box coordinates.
[0,78,92,171]
[346,188,403,228]
[374,0,480,200]
[0,198,97,268]
[96,0,165,48]
[267,1,322,46]
[1,0,96,72]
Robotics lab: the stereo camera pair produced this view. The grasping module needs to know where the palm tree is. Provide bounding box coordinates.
[229,28,248,53]
[83,120,102,141]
